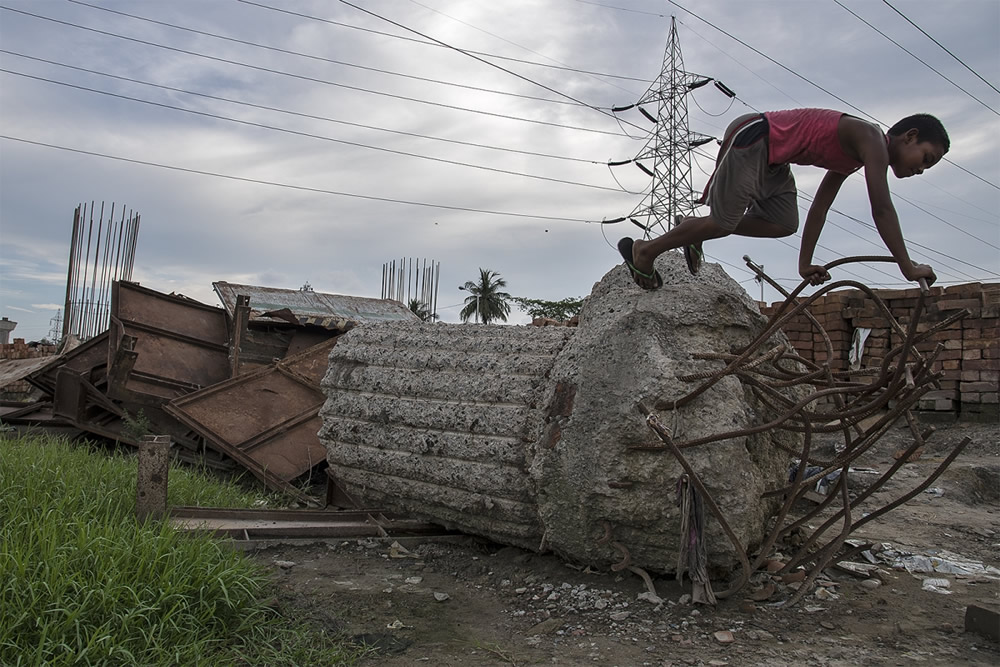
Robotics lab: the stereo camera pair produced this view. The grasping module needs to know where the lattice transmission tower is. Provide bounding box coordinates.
[609,17,733,238]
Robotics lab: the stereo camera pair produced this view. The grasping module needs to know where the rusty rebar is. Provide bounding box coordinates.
[641,257,972,605]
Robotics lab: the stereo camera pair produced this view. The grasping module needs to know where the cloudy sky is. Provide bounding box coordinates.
[1,0,998,341]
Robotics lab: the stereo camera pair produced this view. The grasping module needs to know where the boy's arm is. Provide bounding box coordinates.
[798,170,847,285]
[856,127,936,284]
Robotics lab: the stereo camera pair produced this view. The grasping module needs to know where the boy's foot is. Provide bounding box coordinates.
[617,237,663,290]
[684,242,703,275]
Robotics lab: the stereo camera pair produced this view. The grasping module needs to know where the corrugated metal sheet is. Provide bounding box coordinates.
[213,282,419,325]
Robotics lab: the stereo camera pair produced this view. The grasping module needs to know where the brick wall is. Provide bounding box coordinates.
[759,283,999,422]
[0,338,58,398]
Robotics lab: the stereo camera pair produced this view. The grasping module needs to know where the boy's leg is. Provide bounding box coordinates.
[620,113,768,286]
[628,216,729,284]
[731,214,796,238]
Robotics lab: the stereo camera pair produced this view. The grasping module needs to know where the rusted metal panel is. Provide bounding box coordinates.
[165,339,337,500]
[0,357,55,390]
[108,281,230,404]
[213,281,419,326]
[26,331,109,395]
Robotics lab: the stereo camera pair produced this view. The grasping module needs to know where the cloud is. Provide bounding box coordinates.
[1,0,996,343]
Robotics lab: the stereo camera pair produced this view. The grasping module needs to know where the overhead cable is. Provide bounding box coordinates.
[0,134,595,223]
[832,0,997,116]
[882,0,1000,95]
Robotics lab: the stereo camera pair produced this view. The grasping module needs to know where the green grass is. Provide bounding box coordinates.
[0,434,363,666]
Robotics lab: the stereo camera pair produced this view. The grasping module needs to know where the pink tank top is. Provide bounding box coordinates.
[764,109,866,175]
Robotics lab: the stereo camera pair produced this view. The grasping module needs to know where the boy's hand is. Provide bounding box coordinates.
[903,263,936,286]
[799,265,831,286]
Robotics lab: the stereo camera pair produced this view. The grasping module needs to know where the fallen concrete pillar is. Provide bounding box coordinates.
[320,252,801,573]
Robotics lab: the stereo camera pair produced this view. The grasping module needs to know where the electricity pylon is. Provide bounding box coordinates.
[609,17,731,238]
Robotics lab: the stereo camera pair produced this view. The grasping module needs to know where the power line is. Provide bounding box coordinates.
[66,0,595,110]
[0,5,629,138]
[333,0,624,128]
[1,49,605,167]
[234,0,652,85]
[0,134,594,223]
[665,0,999,191]
[1,68,630,194]
[832,0,997,116]
[883,0,1000,95]
[404,0,642,100]
[666,0,879,124]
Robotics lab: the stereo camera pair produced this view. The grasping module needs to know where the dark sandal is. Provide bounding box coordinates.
[617,237,663,289]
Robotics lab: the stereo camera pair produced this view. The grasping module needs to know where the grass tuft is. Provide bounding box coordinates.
[0,434,362,666]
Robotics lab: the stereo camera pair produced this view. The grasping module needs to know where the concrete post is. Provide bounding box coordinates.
[136,434,171,521]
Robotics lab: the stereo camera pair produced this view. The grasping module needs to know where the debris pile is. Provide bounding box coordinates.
[0,280,417,501]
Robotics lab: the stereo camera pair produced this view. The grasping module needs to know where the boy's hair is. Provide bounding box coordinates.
[888,114,950,153]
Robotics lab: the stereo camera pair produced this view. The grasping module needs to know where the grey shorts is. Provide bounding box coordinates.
[700,113,799,234]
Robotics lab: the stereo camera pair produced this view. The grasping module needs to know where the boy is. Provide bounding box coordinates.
[618,109,949,290]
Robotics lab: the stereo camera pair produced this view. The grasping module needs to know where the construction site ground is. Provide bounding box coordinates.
[257,420,999,666]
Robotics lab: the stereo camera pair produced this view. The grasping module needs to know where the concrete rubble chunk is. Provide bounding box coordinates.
[320,252,802,573]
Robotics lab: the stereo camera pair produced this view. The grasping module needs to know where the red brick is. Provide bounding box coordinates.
[964,359,999,371]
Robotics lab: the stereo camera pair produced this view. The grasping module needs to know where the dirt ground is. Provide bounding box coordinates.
[255,420,999,666]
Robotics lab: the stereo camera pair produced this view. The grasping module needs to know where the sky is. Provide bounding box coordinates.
[1,0,998,341]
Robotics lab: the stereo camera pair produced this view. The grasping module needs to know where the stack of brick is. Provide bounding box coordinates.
[758,282,998,422]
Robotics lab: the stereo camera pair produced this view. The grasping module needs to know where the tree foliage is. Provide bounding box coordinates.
[407,298,436,322]
[510,296,584,321]
[460,269,512,324]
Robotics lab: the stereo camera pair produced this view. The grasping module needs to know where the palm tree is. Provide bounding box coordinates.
[407,298,436,322]
[459,269,512,324]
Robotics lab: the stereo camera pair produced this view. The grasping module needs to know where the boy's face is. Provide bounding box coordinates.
[891,129,945,179]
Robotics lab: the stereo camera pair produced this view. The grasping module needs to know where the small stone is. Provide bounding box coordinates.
[714,630,735,644]
[815,587,837,600]
[515,587,528,594]
[433,592,450,602]
[860,579,881,590]
[679,594,692,604]
[273,560,296,569]
[405,576,423,584]
[527,618,564,635]
[594,599,608,609]
[610,611,631,621]
[820,621,835,630]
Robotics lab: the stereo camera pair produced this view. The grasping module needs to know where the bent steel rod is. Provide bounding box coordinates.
[643,257,969,604]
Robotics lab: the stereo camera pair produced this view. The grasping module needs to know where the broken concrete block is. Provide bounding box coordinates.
[320,252,800,574]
